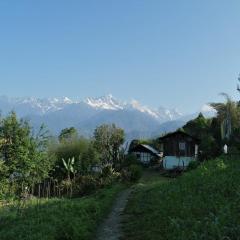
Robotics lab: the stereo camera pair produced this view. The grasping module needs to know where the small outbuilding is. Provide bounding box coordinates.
[129,144,161,165]
[158,130,200,170]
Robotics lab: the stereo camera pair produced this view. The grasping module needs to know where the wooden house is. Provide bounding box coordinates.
[158,130,200,170]
[129,144,161,165]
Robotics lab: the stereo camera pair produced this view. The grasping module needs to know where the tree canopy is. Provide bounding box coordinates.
[58,127,78,143]
[94,124,125,166]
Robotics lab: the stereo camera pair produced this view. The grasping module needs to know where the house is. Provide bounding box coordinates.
[90,164,103,173]
[158,130,200,170]
[129,144,162,165]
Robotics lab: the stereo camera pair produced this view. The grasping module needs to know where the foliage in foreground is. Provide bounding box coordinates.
[0,111,127,200]
[0,112,53,199]
[0,184,124,240]
[123,156,240,240]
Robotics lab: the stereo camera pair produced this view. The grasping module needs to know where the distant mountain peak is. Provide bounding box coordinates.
[128,99,160,119]
[83,94,182,122]
[50,97,74,104]
[84,94,124,110]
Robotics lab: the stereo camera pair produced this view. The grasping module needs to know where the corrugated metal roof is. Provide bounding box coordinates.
[141,144,159,155]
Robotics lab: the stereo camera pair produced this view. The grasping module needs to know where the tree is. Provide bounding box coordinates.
[79,143,100,174]
[183,113,220,159]
[210,93,240,140]
[0,159,8,180]
[30,124,54,184]
[0,112,52,194]
[128,139,140,152]
[183,113,211,139]
[237,74,240,94]
[93,124,125,167]
[0,112,33,177]
[58,127,78,143]
[50,137,98,179]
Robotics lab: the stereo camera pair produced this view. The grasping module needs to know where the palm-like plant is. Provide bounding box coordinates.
[237,74,240,93]
[210,93,239,140]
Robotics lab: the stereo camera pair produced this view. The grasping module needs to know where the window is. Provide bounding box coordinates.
[179,142,186,156]
[179,142,186,150]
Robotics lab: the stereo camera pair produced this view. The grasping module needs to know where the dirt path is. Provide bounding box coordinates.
[96,188,132,240]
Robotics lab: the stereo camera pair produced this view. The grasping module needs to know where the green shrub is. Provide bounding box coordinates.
[73,175,100,196]
[0,180,13,200]
[228,146,240,155]
[187,160,200,171]
[101,165,114,178]
[122,154,138,167]
[128,164,143,182]
[101,165,121,185]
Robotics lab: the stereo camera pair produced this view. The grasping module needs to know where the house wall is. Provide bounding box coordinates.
[90,164,103,173]
[163,156,195,170]
[161,134,197,157]
[134,152,152,164]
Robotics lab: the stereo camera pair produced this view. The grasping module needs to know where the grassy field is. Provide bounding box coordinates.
[123,156,240,240]
[0,184,124,240]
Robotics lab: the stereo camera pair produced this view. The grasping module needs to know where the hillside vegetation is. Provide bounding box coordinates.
[123,156,240,240]
[0,184,124,240]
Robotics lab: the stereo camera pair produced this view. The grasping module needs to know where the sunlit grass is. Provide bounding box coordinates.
[123,156,240,240]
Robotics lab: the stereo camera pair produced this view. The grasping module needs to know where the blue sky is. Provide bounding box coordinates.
[0,0,240,113]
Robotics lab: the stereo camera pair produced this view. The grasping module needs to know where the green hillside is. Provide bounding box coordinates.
[123,156,240,240]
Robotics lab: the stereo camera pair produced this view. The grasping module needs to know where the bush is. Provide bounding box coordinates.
[187,160,200,171]
[228,146,240,155]
[101,165,114,178]
[127,164,143,182]
[73,175,100,196]
[0,180,14,201]
[101,165,121,186]
[150,156,160,166]
[122,154,139,168]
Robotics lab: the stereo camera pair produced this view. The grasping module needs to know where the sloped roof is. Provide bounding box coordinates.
[130,144,160,156]
[158,130,200,142]
[141,144,159,155]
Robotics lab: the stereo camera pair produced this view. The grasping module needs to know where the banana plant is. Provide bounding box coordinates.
[62,157,76,181]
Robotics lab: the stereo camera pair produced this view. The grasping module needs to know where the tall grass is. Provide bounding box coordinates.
[0,184,124,240]
[123,156,240,240]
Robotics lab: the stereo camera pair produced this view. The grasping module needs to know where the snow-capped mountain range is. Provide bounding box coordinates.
[84,95,183,121]
[0,95,216,140]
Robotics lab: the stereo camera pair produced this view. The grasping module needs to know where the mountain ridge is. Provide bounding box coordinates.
[0,95,216,140]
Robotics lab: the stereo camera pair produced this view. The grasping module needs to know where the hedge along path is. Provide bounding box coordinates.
[96,188,133,240]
